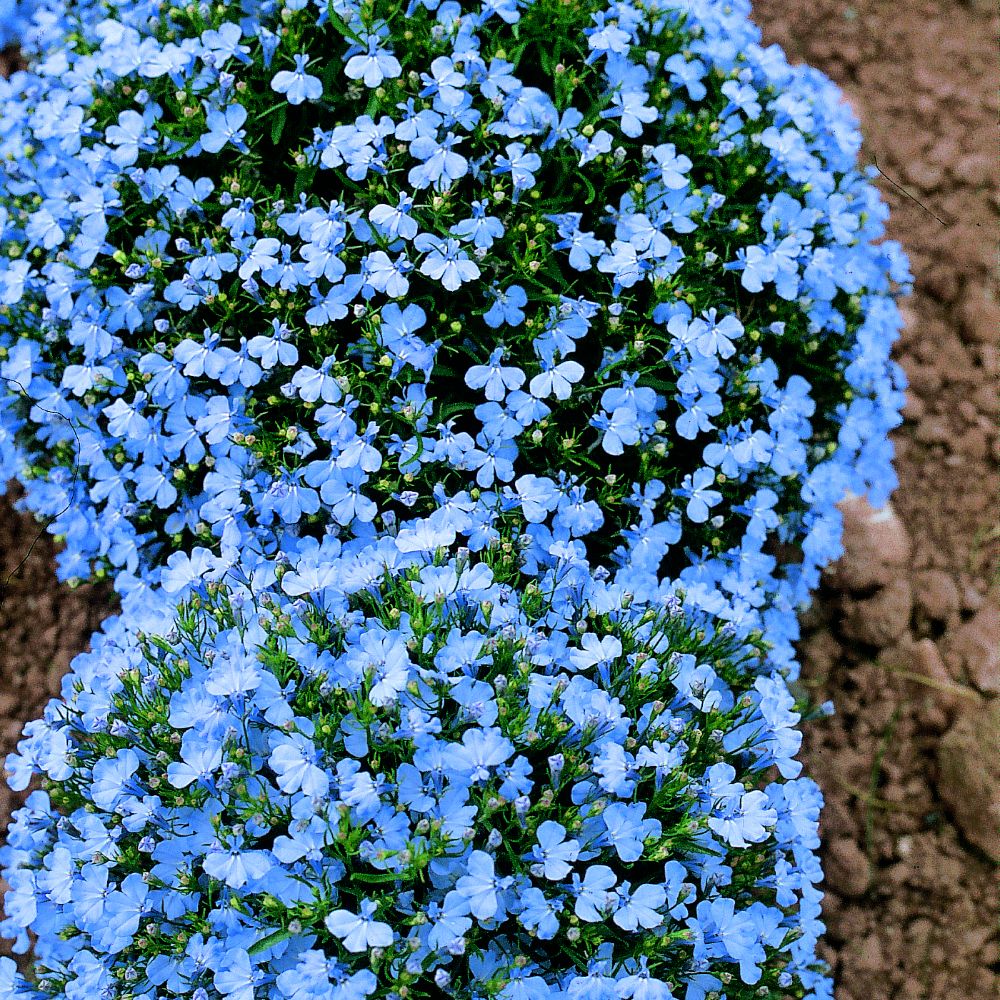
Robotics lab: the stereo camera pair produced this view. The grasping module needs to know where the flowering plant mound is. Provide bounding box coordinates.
[0,0,912,996]
[0,0,908,652]
[2,533,826,999]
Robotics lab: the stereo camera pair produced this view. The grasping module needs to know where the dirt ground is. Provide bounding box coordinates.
[754,1,1000,997]
[1,1,999,995]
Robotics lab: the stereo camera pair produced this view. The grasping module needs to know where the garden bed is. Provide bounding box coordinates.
[0,0,997,995]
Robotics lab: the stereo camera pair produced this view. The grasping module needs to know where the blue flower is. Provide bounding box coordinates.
[479,281,527,330]
[419,55,467,109]
[600,802,661,863]
[451,200,505,250]
[414,233,480,290]
[203,835,274,889]
[408,132,468,191]
[345,37,402,88]
[675,391,723,440]
[721,79,762,121]
[572,864,616,922]
[325,899,394,953]
[271,53,323,105]
[466,346,525,400]
[363,249,413,297]
[529,355,584,401]
[454,851,513,921]
[612,880,665,931]
[550,215,608,270]
[528,820,580,880]
[201,103,249,154]
[165,733,222,789]
[674,467,723,524]
[269,732,329,798]
[201,22,251,65]
[597,240,650,290]
[105,108,158,167]
[247,319,298,370]
[492,141,542,200]
[518,887,563,939]
[214,950,265,1000]
[514,473,560,523]
[691,897,763,985]
[690,309,743,360]
[592,405,640,456]
[665,53,707,101]
[647,142,693,190]
[600,89,658,138]
[585,10,632,60]
[368,193,419,242]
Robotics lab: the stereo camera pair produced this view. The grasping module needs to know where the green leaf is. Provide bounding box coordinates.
[270,106,287,146]
[248,928,293,957]
[436,400,474,422]
[293,164,317,200]
[349,869,405,883]
[326,5,364,45]
[642,376,678,393]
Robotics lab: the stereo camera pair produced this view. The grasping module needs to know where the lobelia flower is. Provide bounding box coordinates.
[414,233,480,290]
[345,36,403,88]
[528,821,580,880]
[325,899,394,953]
[201,102,249,154]
[408,131,469,191]
[455,851,513,921]
[271,53,324,105]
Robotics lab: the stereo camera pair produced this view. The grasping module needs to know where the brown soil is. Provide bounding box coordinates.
[754,0,1000,997]
[1,2,999,995]
[0,486,114,810]
[0,487,113,906]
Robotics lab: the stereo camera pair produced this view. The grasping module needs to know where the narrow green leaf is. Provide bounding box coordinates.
[248,928,293,957]
[270,106,287,146]
[293,164,317,200]
[350,870,404,883]
[326,6,364,45]
[437,400,474,422]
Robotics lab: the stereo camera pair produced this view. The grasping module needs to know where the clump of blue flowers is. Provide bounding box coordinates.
[0,0,908,656]
[0,0,911,995]
[0,0,33,49]
[3,532,827,998]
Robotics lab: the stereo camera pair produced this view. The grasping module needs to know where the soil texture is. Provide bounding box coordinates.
[754,1,1000,996]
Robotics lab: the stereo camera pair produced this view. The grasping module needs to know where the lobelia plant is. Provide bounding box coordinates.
[0,530,826,999]
[0,0,910,996]
[0,0,908,655]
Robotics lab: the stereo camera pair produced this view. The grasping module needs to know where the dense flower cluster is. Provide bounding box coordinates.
[0,0,34,49]
[0,0,909,996]
[3,535,827,999]
[0,0,908,677]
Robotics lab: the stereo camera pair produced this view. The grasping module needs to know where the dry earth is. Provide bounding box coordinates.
[754,1,1000,996]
